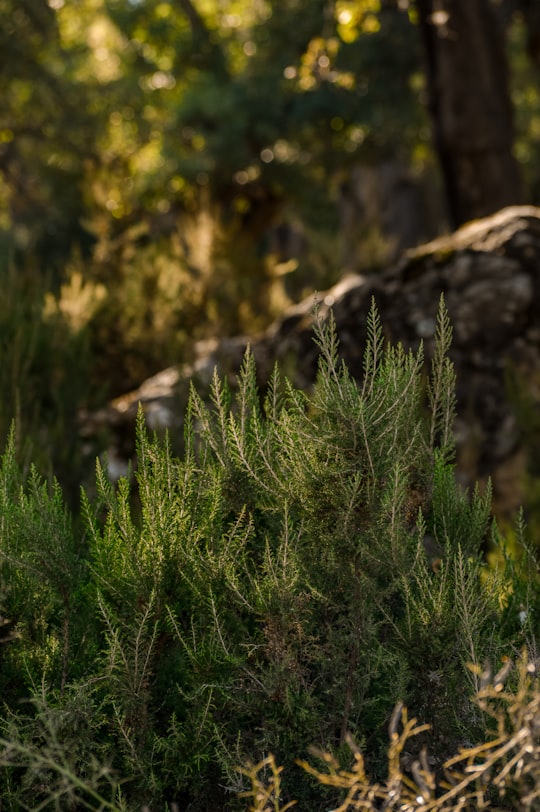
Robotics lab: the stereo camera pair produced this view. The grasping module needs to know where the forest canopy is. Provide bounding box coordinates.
[4,0,539,269]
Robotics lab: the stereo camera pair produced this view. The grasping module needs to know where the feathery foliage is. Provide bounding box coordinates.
[0,299,536,810]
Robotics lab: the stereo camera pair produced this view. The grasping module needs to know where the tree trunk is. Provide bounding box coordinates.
[518,0,540,67]
[416,0,524,227]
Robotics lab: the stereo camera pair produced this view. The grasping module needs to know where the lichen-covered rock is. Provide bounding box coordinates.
[81,205,540,516]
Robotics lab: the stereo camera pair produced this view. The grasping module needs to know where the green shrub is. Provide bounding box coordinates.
[0,298,536,810]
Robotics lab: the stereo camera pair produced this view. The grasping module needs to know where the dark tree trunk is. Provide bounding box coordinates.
[416,0,524,227]
[518,0,540,67]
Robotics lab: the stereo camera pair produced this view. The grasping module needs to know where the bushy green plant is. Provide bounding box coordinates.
[0,299,536,810]
[0,425,92,698]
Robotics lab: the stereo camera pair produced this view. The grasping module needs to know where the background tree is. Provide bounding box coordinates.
[415,0,524,227]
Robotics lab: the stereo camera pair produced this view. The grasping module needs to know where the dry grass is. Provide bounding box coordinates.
[240,652,540,811]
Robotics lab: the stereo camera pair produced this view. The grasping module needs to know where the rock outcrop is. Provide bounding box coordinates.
[81,206,540,517]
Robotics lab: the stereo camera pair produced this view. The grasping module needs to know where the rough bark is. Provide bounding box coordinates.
[416,0,524,227]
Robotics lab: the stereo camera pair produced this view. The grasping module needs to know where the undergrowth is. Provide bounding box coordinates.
[242,653,540,811]
[0,297,537,810]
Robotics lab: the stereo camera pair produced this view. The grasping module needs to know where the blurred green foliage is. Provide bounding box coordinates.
[1,0,540,491]
[508,12,540,199]
[0,0,425,271]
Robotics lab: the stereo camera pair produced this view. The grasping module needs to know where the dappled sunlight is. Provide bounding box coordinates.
[43,269,106,333]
